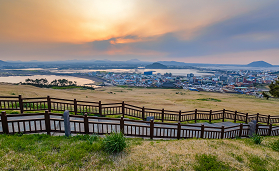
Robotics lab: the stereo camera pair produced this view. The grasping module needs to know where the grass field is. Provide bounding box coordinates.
[0,83,278,116]
[0,134,279,170]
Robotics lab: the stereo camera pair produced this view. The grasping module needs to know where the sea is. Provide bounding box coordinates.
[0,68,209,86]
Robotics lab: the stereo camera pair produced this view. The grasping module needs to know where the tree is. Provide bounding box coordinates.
[25,78,31,83]
[269,78,279,98]
[262,92,270,100]
[51,79,58,86]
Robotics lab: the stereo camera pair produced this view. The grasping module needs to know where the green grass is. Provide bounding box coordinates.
[0,134,130,170]
[248,155,268,171]
[229,152,244,163]
[51,86,82,89]
[197,98,222,102]
[270,138,279,151]
[193,154,233,171]
[0,134,103,170]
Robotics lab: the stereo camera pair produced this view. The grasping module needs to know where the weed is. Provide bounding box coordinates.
[230,152,244,162]
[250,134,264,144]
[193,154,232,171]
[235,155,244,163]
[102,132,127,153]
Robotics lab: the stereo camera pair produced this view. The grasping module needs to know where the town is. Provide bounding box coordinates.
[83,69,278,96]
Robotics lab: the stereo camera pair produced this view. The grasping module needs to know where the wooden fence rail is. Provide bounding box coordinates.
[1,111,277,139]
[1,95,279,125]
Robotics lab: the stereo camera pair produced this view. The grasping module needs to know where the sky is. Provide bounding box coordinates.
[0,0,279,64]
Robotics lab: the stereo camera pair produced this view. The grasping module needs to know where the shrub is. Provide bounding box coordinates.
[270,139,279,151]
[250,134,264,144]
[193,154,232,171]
[102,132,127,153]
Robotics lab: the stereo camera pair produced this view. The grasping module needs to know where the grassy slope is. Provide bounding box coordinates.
[0,83,279,115]
[0,134,279,170]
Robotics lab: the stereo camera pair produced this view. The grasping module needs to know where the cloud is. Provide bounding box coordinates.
[0,0,278,64]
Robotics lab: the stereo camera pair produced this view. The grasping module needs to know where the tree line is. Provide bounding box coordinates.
[24,78,77,87]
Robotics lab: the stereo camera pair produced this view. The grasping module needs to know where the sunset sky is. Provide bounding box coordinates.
[1,0,279,64]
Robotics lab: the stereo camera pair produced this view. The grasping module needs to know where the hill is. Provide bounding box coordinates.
[0,60,7,64]
[247,61,273,67]
[145,62,167,69]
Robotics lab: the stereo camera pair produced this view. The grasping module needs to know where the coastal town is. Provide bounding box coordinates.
[83,69,278,96]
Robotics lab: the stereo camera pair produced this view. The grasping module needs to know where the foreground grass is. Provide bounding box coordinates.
[0,134,279,170]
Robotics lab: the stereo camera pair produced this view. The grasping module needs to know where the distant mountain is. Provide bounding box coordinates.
[145,62,168,69]
[246,61,273,67]
[126,59,141,63]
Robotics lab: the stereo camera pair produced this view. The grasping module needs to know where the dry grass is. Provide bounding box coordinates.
[1,83,279,115]
[105,137,278,171]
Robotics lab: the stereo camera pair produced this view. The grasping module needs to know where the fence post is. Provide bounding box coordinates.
[122,101,125,117]
[179,110,181,122]
[195,109,197,123]
[162,108,164,122]
[234,111,237,123]
[209,110,212,123]
[201,124,204,138]
[150,119,154,140]
[120,116,124,134]
[47,96,51,112]
[245,113,248,124]
[177,122,181,140]
[63,110,71,137]
[142,106,145,121]
[99,101,102,117]
[255,123,258,135]
[44,110,51,135]
[18,95,24,113]
[84,113,89,134]
[221,126,224,139]
[1,111,9,134]
[74,99,77,115]
[267,115,270,125]
[268,124,272,136]
[239,123,243,137]
[256,113,259,123]
[222,109,225,122]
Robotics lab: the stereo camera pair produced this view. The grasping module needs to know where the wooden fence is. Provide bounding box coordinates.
[1,95,279,125]
[2,111,278,139]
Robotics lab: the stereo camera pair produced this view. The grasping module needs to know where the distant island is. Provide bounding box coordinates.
[246,61,273,67]
[145,62,168,69]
